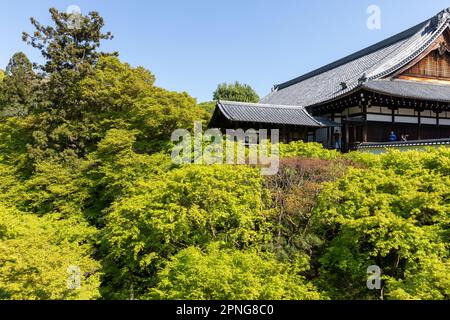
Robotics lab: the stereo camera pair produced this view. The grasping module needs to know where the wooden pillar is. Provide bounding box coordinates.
[362,104,368,143]
[258,122,262,144]
[330,112,334,148]
[418,111,422,140]
[327,127,331,148]
[391,108,396,129]
[437,111,441,139]
[362,124,368,142]
[344,123,349,151]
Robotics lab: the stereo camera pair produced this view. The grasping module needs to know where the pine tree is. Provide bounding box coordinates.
[0,52,38,117]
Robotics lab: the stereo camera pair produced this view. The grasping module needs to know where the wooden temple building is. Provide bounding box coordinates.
[209,8,450,151]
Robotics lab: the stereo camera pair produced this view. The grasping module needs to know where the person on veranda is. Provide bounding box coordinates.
[388,131,398,142]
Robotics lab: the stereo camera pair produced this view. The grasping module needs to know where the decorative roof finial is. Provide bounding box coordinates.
[438,8,450,24]
[358,73,368,85]
[428,8,450,32]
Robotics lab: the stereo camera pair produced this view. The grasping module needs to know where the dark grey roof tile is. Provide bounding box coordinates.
[363,79,450,102]
[215,100,324,127]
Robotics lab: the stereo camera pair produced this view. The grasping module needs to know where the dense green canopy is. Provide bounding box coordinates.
[213,81,260,103]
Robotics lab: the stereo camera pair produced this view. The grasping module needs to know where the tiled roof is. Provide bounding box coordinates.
[261,8,450,107]
[363,79,450,102]
[215,100,330,127]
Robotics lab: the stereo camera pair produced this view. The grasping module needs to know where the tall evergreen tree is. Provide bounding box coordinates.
[22,8,115,157]
[22,8,114,113]
[0,52,38,117]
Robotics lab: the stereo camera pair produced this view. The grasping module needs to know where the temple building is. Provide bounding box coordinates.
[209,8,450,151]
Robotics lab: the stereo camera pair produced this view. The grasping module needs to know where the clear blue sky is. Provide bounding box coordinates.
[1,0,450,102]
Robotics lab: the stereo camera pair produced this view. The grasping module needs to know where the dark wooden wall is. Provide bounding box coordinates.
[402,50,450,80]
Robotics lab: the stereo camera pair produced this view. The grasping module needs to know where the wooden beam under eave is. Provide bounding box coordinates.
[391,108,396,130]
[363,104,368,143]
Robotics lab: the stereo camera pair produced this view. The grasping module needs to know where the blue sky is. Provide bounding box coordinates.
[1,0,450,102]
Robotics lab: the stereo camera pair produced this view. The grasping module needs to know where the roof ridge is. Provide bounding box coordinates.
[219,100,305,109]
[274,16,432,91]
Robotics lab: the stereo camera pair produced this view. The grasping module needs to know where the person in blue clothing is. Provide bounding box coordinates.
[388,131,398,142]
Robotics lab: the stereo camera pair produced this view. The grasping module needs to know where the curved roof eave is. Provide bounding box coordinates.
[263,8,450,108]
